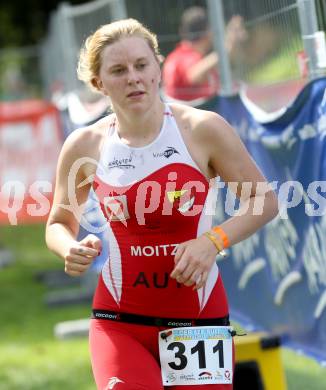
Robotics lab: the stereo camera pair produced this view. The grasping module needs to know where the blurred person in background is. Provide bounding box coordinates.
[46,18,277,390]
[2,67,28,101]
[162,6,247,101]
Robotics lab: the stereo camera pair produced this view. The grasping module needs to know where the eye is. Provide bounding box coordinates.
[111,68,125,75]
[136,63,147,70]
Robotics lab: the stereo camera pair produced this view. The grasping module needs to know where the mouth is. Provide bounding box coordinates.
[127,91,145,98]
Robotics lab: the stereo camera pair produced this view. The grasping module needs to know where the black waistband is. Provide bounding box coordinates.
[92,309,230,328]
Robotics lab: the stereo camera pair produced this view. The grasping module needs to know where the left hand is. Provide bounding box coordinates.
[170,235,218,290]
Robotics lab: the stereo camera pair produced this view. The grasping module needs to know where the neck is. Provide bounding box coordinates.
[114,100,166,147]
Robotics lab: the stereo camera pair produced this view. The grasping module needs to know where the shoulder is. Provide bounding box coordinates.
[169,103,232,142]
[61,114,112,160]
[169,103,244,176]
[56,114,113,180]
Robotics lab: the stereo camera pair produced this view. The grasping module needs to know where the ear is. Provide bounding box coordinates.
[91,77,107,95]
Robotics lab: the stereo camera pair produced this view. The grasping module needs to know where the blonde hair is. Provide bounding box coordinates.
[77,18,161,91]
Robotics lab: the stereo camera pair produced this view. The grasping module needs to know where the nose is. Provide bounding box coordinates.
[127,68,140,85]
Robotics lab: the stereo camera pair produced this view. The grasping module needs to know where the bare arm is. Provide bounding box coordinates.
[206,112,278,245]
[187,51,218,85]
[187,15,247,85]
[46,128,102,276]
[171,109,278,288]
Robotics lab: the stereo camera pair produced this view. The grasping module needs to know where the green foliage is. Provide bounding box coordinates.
[0,1,91,48]
[247,36,303,84]
[0,8,22,46]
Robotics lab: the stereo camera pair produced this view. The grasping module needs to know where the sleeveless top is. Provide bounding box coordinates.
[92,104,228,318]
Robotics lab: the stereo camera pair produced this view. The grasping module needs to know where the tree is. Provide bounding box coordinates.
[0,0,89,48]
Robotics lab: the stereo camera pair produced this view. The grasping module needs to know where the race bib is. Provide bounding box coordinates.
[159,326,233,386]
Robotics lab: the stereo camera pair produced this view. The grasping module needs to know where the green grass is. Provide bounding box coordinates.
[0,224,94,390]
[247,36,303,84]
[0,224,326,389]
[283,349,326,390]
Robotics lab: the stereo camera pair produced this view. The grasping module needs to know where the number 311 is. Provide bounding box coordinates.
[167,340,224,370]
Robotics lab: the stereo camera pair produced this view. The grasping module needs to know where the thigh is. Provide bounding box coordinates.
[89,319,164,390]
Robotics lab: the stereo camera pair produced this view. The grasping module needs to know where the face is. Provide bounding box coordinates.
[94,36,161,113]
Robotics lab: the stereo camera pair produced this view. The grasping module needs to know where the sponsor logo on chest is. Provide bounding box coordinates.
[153,146,179,159]
[108,154,135,169]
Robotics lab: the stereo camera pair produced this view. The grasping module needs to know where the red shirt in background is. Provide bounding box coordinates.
[162,41,220,101]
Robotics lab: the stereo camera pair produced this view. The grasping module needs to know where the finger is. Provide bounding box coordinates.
[170,257,189,279]
[194,271,208,290]
[72,246,99,258]
[65,262,89,274]
[183,269,202,287]
[194,272,207,290]
[67,254,94,265]
[92,237,102,253]
[80,234,102,253]
[175,264,197,284]
[174,244,186,264]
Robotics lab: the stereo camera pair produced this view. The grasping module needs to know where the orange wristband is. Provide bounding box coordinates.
[203,232,227,257]
[212,226,230,249]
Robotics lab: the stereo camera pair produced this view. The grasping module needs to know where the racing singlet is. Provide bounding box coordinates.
[92,104,228,319]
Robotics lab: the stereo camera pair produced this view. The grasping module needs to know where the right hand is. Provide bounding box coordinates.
[170,235,218,290]
[225,15,248,51]
[64,234,102,277]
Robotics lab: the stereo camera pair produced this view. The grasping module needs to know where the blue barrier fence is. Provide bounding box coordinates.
[211,77,326,364]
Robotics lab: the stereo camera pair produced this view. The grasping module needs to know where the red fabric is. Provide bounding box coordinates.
[90,112,232,388]
[92,163,228,318]
[89,317,234,390]
[162,42,220,101]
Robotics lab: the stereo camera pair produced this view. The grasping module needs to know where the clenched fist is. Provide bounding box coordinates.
[64,234,102,277]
